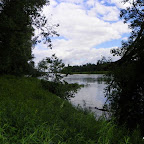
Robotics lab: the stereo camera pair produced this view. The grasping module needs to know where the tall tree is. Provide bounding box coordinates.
[106,0,144,134]
[111,0,144,62]
[0,0,58,75]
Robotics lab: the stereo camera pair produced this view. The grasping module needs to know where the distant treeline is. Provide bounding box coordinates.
[62,57,114,74]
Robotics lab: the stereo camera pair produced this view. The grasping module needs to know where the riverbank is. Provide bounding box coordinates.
[0,75,142,143]
[69,71,109,74]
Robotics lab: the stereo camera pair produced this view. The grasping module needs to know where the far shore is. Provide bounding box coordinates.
[66,71,109,74]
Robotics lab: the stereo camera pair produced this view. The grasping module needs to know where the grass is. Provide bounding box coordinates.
[0,75,143,144]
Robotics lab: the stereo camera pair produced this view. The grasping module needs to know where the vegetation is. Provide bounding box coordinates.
[62,57,113,74]
[69,71,109,74]
[40,79,80,100]
[0,0,58,75]
[37,54,81,100]
[0,75,143,144]
[105,0,144,135]
[0,0,143,142]
[37,54,66,82]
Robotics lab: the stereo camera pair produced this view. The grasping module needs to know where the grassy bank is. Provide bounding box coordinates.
[0,75,143,143]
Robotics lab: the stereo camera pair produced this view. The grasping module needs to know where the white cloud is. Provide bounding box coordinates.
[122,37,128,41]
[88,1,120,21]
[86,0,95,6]
[49,0,58,7]
[110,0,132,8]
[33,0,130,65]
[33,44,120,66]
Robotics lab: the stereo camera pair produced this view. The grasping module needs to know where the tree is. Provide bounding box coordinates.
[111,0,144,62]
[38,55,80,100]
[106,0,144,134]
[38,54,65,83]
[0,0,58,75]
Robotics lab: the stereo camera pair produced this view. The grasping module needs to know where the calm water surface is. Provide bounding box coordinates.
[63,74,107,116]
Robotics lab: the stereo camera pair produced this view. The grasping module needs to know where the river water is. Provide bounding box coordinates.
[63,74,107,117]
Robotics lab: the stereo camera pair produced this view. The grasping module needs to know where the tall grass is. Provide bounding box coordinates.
[0,75,143,143]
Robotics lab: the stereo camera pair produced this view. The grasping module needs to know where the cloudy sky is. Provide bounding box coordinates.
[33,0,131,66]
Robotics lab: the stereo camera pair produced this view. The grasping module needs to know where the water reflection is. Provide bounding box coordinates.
[64,74,104,84]
[63,74,107,117]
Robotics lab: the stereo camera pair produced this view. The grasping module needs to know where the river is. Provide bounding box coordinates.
[63,74,107,117]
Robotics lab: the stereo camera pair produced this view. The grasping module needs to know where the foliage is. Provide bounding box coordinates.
[105,0,144,135]
[40,79,80,100]
[111,0,144,60]
[105,63,144,130]
[62,57,113,74]
[0,75,143,143]
[0,0,58,75]
[69,71,109,74]
[38,54,66,82]
[37,54,80,100]
[97,56,112,65]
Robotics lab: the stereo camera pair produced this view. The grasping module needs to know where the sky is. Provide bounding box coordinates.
[33,0,131,66]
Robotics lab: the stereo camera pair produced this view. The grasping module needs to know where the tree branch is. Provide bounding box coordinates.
[89,106,109,112]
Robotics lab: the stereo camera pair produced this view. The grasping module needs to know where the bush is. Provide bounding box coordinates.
[40,79,80,100]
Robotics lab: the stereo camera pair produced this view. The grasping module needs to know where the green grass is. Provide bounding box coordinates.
[0,75,143,144]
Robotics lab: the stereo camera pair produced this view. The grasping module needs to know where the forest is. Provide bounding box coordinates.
[62,56,113,74]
